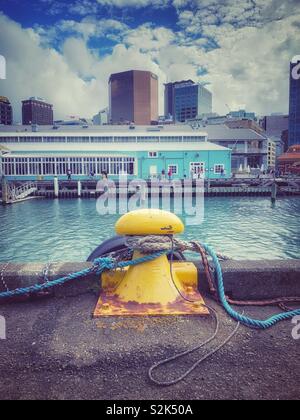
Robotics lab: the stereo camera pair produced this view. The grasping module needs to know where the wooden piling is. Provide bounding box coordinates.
[1,176,9,204]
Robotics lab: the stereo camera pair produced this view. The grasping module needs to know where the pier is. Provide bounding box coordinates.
[1,177,300,202]
[0,259,299,400]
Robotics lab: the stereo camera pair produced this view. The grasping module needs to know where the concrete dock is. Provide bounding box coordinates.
[0,295,299,400]
[0,260,300,400]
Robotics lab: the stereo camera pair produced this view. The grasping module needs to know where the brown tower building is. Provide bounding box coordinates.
[109,70,158,125]
[22,97,54,125]
[0,96,13,125]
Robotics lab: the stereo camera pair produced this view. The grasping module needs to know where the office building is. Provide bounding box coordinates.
[164,80,194,119]
[0,96,13,125]
[260,114,289,156]
[267,139,277,169]
[109,70,158,125]
[174,81,212,123]
[289,57,300,146]
[22,97,54,125]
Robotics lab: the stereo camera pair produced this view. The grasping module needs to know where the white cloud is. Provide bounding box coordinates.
[35,17,129,45]
[124,24,175,51]
[41,0,171,14]
[0,13,166,122]
[0,14,102,121]
[0,0,299,124]
[95,0,168,8]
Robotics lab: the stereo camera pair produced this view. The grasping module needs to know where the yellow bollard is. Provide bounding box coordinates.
[94,209,209,317]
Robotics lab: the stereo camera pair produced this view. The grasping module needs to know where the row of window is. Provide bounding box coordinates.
[167,163,225,176]
[0,136,206,143]
[1,157,136,176]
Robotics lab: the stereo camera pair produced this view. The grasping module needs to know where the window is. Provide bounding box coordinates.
[1,156,136,177]
[0,137,19,142]
[190,162,205,176]
[90,137,113,143]
[137,136,159,143]
[214,164,225,174]
[168,165,178,175]
[160,136,182,142]
[114,137,136,143]
[148,152,158,158]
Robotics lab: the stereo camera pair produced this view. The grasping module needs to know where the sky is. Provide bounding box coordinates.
[0,0,299,122]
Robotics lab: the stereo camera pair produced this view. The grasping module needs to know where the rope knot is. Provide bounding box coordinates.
[92,257,116,274]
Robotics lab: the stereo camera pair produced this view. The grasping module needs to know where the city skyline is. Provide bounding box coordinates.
[0,0,299,122]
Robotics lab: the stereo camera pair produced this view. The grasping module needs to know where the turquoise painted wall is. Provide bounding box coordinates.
[3,148,231,181]
[138,150,231,179]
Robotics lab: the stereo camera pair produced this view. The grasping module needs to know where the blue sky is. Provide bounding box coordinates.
[0,0,300,121]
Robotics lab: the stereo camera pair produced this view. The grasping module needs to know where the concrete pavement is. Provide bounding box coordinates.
[0,292,299,400]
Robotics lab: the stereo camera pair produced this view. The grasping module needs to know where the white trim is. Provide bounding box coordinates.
[148,151,158,158]
[167,164,179,175]
[190,161,205,174]
[2,156,137,177]
[214,164,225,174]
[3,142,230,153]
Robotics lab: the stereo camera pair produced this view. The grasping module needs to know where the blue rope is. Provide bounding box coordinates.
[0,251,167,300]
[203,243,300,329]
[1,243,299,330]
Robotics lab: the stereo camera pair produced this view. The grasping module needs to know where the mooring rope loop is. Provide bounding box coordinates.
[202,243,300,329]
[125,235,231,261]
[148,304,240,387]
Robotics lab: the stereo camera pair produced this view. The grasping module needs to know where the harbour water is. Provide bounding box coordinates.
[0,197,299,262]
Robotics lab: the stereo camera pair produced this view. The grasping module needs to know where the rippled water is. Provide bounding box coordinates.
[0,197,299,262]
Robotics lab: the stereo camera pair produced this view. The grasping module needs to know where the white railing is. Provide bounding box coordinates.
[7,182,37,202]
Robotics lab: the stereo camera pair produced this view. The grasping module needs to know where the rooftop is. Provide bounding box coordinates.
[0,124,267,140]
[0,124,199,134]
[203,124,267,141]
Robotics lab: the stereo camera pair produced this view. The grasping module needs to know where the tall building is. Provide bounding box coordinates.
[22,97,53,125]
[260,114,289,136]
[109,70,158,125]
[164,80,194,118]
[0,96,13,125]
[173,81,212,123]
[267,139,277,169]
[289,57,300,146]
[260,114,289,157]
